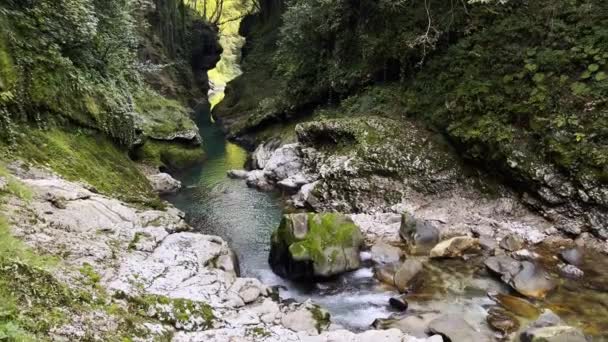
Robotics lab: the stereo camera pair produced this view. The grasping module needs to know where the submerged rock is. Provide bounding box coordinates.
[490,293,541,319]
[147,173,181,194]
[427,314,491,341]
[227,169,249,179]
[485,256,556,299]
[269,213,364,279]
[394,260,424,292]
[520,325,587,342]
[400,213,439,255]
[370,242,404,264]
[499,234,524,252]
[429,236,480,258]
[487,306,519,334]
[388,296,409,311]
[558,263,584,279]
[559,247,584,266]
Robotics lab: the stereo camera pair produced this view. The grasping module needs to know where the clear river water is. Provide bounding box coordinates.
[166,109,608,338]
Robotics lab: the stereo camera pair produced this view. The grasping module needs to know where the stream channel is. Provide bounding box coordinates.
[167,108,608,339]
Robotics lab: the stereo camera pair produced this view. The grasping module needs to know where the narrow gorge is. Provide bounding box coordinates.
[0,0,607,341]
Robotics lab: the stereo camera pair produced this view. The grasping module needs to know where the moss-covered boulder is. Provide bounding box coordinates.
[269,213,364,280]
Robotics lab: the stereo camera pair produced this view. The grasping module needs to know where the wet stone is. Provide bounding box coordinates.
[388,296,408,311]
[520,325,587,342]
[394,259,424,293]
[429,236,480,259]
[499,234,524,252]
[558,263,584,279]
[427,314,491,341]
[559,248,583,266]
[490,293,541,319]
[370,242,403,265]
[487,306,520,334]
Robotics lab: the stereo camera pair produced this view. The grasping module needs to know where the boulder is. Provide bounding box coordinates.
[394,260,424,292]
[227,278,266,304]
[252,141,277,169]
[245,170,274,191]
[370,242,403,264]
[429,236,480,258]
[227,169,249,179]
[269,213,364,279]
[487,306,519,334]
[559,248,583,266]
[499,234,524,252]
[427,314,491,341]
[558,264,584,279]
[400,214,439,255]
[264,143,303,181]
[281,304,330,334]
[374,264,399,286]
[147,173,181,194]
[485,256,556,299]
[388,296,408,311]
[489,293,540,319]
[520,326,586,342]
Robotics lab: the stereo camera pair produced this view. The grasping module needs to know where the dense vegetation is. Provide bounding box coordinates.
[216,0,608,233]
[0,0,224,198]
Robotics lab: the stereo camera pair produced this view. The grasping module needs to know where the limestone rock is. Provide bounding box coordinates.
[499,234,524,252]
[520,325,586,342]
[227,169,250,179]
[490,293,541,319]
[485,256,556,299]
[269,213,364,279]
[228,278,267,304]
[400,213,439,255]
[370,242,403,264]
[558,264,584,279]
[245,170,274,191]
[427,314,491,341]
[394,260,424,292]
[429,236,479,258]
[264,143,303,182]
[559,248,583,266]
[486,306,519,334]
[281,304,330,335]
[147,173,182,194]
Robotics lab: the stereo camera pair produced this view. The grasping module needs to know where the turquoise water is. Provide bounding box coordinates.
[165,110,396,329]
[166,111,283,277]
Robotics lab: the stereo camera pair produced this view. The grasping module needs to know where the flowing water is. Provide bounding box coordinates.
[167,110,608,338]
[166,111,398,329]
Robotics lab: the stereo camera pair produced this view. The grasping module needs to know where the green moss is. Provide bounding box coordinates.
[134,88,197,139]
[135,139,205,171]
[0,31,16,94]
[283,213,363,267]
[2,127,159,206]
[128,232,147,251]
[0,165,32,202]
[246,327,271,338]
[307,305,330,333]
[128,294,215,330]
[79,263,101,287]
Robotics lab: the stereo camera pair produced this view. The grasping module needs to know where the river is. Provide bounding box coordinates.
[166,108,608,338]
[166,109,398,329]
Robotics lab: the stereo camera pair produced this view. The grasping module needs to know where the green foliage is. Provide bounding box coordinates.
[134,139,205,171]
[133,88,197,139]
[2,127,158,205]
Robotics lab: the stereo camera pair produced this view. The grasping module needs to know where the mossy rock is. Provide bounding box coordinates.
[133,89,201,144]
[269,213,363,280]
[134,139,205,171]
